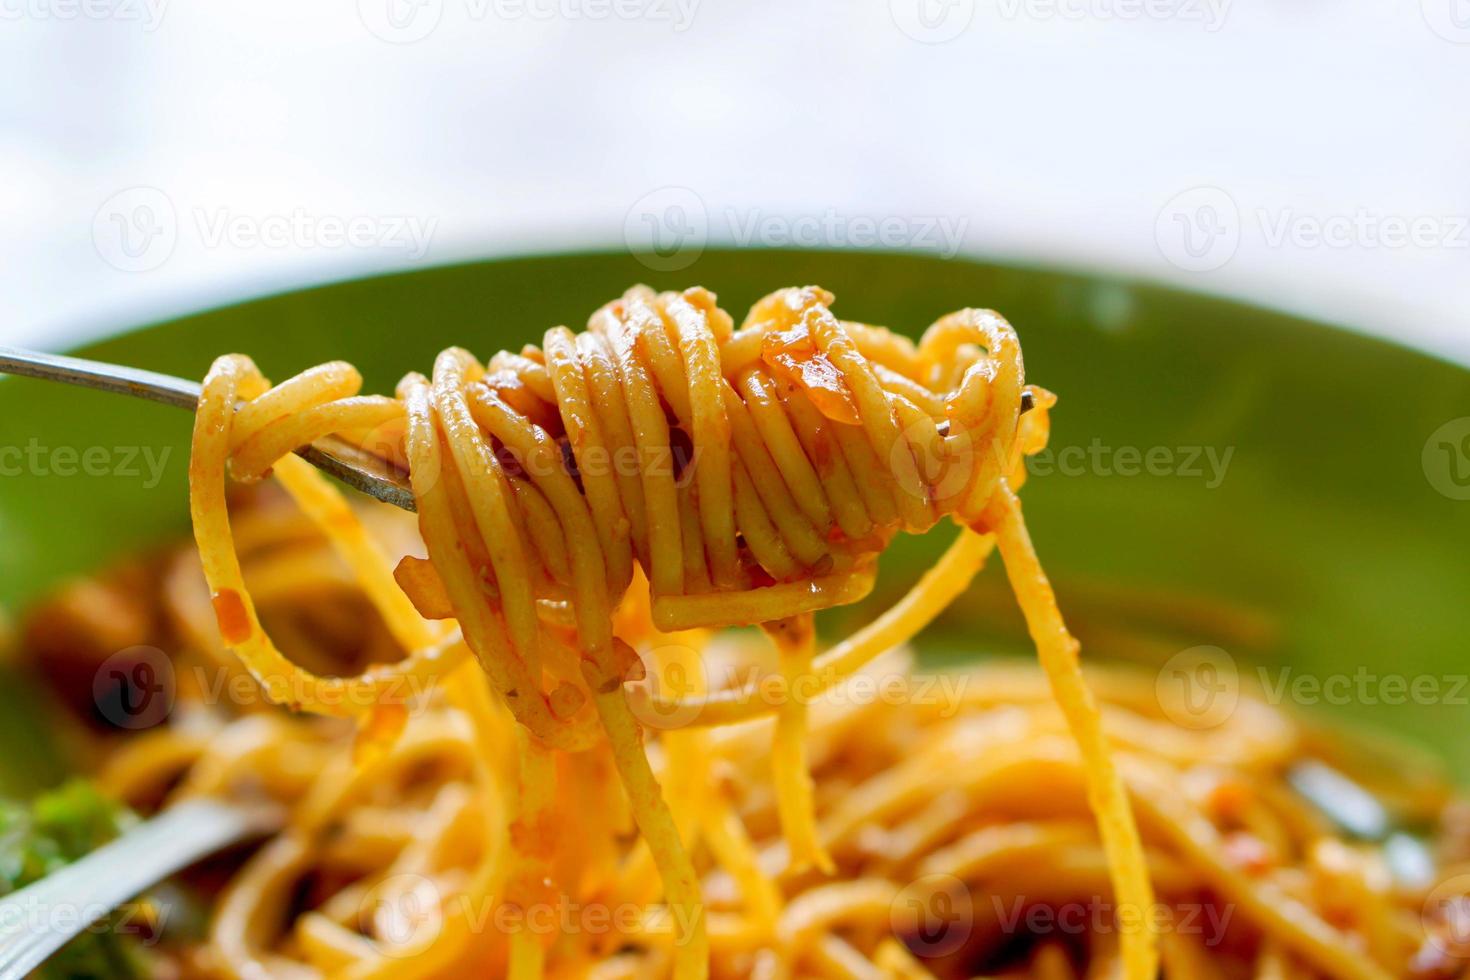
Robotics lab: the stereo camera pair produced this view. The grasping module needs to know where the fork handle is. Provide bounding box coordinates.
[0,346,202,411]
[0,799,275,980]
[0,345,418,511]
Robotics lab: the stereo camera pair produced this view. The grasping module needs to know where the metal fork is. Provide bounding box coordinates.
[0,799,281,980]
[0,346,416,511]
[0,347,396,974]
[1,345,1038,516]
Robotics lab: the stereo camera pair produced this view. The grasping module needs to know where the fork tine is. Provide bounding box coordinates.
[0,800,278,980]
[0,346,416,512]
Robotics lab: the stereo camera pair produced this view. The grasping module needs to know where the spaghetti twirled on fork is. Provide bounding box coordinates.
[184,285,1156,979]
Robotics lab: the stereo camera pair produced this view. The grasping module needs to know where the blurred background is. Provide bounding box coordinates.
[1,0,1468,360]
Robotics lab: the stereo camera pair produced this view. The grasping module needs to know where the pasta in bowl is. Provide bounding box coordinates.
[7,279,1468,979]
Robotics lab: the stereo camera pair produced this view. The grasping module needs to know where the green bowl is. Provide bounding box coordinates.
[2,250,1467,778]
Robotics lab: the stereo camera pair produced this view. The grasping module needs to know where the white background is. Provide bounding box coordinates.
[2,0,1467,361]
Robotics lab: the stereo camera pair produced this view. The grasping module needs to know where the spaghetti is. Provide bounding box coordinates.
[180,284,1152,978]
[47,540,1466,978]
[31,284,1458,978]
